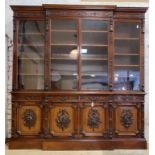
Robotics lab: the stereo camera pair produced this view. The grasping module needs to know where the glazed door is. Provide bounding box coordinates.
[17,20,45,90]
[113,20,141,90]
[50,19,79,90]
[80,19,109,90]
[49,18,110,90]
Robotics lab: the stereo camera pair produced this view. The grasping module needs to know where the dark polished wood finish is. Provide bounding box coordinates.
[9,4,148,150]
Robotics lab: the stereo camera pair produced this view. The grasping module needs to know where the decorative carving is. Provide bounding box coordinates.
[24,96,35,100]
[110,17,113,32]
[56,109,71,131]
[45,96,78,102]
[80,96,108,102]
[15,12,43,17]
[47,11,112,17]
[22,109,37,129]
[114,95,133,101]
[12,130,21,138]
[120,109,133,129]
[87,108,101,131]
[113,95,144,102]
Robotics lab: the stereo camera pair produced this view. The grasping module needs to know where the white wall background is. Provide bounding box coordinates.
[5,0,149,154]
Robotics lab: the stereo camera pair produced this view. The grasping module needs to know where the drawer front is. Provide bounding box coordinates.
[80,95,110,103]
[113,95,144,102]
[45,96,78,103]
[12,102,42,137]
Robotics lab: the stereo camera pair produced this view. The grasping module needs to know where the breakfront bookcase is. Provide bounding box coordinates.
[9,4,147,150]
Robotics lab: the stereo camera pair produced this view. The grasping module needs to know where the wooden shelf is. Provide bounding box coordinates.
[51,74,77,76]
[82,58,108,61]
[51,57,77,60]
[115,53,139,56]
[51,43,77,46]
[18,74,44,76]
[19,58,44,60]
[82,30,108,33]
[114,65,140,67]
[18,44,44,46]
[51,29,76,32]
[115,37,140,40]
[19,33,44,35]
[82,44,108,47]
[82,74,108,76]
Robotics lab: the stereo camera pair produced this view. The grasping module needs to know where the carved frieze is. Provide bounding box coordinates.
[56,109,71,131]
[120,109,133,129]
[80,95,109,102]
[47,11,112,17]
[22,109,37,129]
[45,96,78,102]
[15,12,43,18]
[87,108,101,131]
[113,95,144,102]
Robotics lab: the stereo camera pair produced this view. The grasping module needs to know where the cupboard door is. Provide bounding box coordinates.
[50,19,78,90]
[14,102,42,136]
[81,19,109,90]
[113,20,141,90]
[49,103,76,137]
[112,103,142,137]
[18,20,45,90]
[80,103,108,137]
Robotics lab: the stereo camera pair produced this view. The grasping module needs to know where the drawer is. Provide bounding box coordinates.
[44,96,78,103]
[112,95,144,102]
[80,95,110,103]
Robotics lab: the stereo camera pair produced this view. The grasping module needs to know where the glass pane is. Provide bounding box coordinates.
[114,21,140,90]
[18,20,45,89]
[82,32,108,45]
[115,55,139,65]
[81,61,108,90]
[82,20,108,31]
[115,40,140,54]
[18,60,44,89]
[51,32,77,45]
[19,21,44,34]
[113,67,140,90]
[81,20,109,90]
[51,19,78,90]
[51,19,77,30]
[81,46,107,59]
[115,22,140,38]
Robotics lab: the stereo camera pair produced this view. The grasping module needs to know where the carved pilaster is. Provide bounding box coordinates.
[110,17,113,32]
[108,103,113,138]
[11,102,19,138]
[42,101,51,138]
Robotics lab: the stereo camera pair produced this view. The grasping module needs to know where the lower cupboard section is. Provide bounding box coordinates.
[10,95,146,149]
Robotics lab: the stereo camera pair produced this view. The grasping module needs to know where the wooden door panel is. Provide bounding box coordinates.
[112,103,141,136]
[49,103,76,137]
[80,104,108,137]
[18,102,42,136]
